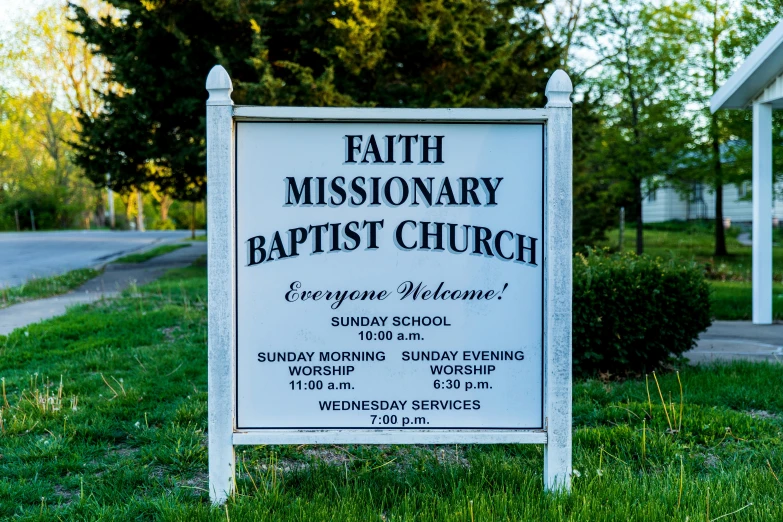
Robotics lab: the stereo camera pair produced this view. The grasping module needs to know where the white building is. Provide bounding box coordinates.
[642,182,783,224]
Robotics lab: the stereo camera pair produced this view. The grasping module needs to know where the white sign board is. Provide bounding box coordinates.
[236,122,543,430]
[206,66,573,504]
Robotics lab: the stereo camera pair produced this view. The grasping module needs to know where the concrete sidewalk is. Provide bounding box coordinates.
[0,241,206,336]
[686,320,783,364]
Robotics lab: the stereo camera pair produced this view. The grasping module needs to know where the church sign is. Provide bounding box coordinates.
[205,66,573,504]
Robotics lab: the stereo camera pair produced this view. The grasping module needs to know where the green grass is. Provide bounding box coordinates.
[0,268,99,310]
[603,221,782,282]
[1,262,782,520]
[113,243,190,264]
[602,221,783,320]
[710,281,783,320]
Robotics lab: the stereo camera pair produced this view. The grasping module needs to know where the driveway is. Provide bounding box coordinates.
[0,230,198,288]
[687,320,783,363]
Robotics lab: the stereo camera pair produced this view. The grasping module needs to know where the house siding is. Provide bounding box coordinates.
[642,183,783,223]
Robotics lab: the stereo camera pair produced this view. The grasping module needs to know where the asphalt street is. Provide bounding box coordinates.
[687,320,783,364]
[0,230,197,288]
[0,241,207,336]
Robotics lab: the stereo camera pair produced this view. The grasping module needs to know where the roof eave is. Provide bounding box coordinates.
[711,20,783,113]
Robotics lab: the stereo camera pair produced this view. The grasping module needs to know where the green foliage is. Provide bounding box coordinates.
[70,0,260,200]
[603,221,783,283]
[0,268,99,309]
[0,90,97,231]
[0,188,79,231]
[572,92,617,250]
[113,244,190,264]
[573,250,711,377]
[709,281,783,320]
[577,0,694,254]
[733,0,783,193]
[2,264,783,518]
[70,0,559,202]
[168,200,205,231]
[671,0,762,257]
[0,5,107,231]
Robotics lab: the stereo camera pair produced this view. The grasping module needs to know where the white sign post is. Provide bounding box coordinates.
[206,65,572,504]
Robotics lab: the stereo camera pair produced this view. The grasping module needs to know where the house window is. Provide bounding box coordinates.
[648,189,657,202]
[737,182,749,198]
[691,183,704,202]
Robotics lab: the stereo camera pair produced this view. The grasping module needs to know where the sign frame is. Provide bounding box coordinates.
[205,66,573,504]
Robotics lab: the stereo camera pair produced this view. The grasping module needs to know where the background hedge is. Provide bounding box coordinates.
[572,250,711,377]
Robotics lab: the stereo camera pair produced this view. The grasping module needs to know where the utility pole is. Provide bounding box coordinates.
[30,209,35,231]
[107,174,115,229]
[136,189,146,232]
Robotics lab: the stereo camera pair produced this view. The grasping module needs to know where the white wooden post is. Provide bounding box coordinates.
[543,69,573,492]
[752,102,773,325]
[206,65,236,504]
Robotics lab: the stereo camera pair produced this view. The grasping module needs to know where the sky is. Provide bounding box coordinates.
[0,0,57,33]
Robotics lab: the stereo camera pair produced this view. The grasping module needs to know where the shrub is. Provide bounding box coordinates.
[151,217,177,230]
[572,250,711,377]
[0,188,90,230]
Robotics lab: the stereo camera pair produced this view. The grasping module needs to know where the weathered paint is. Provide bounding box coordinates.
[206,64,236,504]
[543,69,573,492]
[206,67,573,504]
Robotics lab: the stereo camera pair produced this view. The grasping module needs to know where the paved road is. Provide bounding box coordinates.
[0,241,207,336]
[0,231,198,288]
[687,320,783,364]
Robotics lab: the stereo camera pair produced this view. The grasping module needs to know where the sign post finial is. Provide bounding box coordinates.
[206,65,234,106]
[545,70,573,108]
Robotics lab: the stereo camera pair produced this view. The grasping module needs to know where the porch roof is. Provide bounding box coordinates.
[711,20,783,112]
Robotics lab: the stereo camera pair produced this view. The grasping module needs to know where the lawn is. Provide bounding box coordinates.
[0,268,99,309]
[603,221,782,281]
[710,281,783,320]
[113,243,190,264]
[1,261,782,520]
[603,221,783,320]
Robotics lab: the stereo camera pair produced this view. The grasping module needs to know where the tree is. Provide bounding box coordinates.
[539,0,586,70]
[538,0,621,249]
[70,0,261,201]
[0,1,112,230]
[681,0,745,257]
[581,0,694,254]
[734,0,783,54]
[733,0,783,196]
[8,1,110,126]
[71,0,561,203]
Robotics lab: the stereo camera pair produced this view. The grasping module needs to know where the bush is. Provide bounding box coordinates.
[573,250,711,377]
[151,217,177,230]
[0,188,90,230]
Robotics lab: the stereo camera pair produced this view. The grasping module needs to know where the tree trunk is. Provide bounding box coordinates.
[714,180,727,256]
[96,202,105,228]
[123,192,133,223]
[136,189,145,232]
[711,6,728,257]
[160,194,173,223]
[635,179,644,255]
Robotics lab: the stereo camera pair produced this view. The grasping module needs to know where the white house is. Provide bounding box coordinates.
[642,182,783,224]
